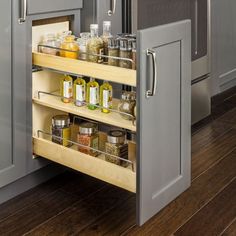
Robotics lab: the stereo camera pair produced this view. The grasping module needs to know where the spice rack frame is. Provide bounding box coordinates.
[32,52,137,87]
[32,103,136,192]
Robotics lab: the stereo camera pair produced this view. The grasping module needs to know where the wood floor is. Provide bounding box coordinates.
[0,88,235,236]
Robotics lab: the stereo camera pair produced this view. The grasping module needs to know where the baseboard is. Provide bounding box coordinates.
[219,68,236,93]
[0,164,65,205]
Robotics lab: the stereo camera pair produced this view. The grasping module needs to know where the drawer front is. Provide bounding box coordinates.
[28,0,83,15]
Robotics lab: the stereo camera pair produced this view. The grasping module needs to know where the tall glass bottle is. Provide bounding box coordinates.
[86,24,104,63]
[60,75,73,103]
[74,76,86,107]
[86,78,99,110]
[101,21,112,63]
[100,81,112,113]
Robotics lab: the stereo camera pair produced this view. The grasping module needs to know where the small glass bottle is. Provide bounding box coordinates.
[74,76,86,107]
[105,130,128,166]
[52,115,71,147]
[87,78,99,110]
[101,21,112,63]
[41,33,60,55]
[119,38,132,69]
[100,81,113,113]
[118,91,136,120]
[77,32,90,60]
[77,122,99,156]
[60,35,79,59]
[60,75,73,103]
[108,37,119,67]
[87,24,104,63]
[131,40,137,70]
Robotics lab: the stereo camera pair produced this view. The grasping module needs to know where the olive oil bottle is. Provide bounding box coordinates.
[100,80,112,113]
[74,76,86,107]
[87,78,99,110]
[60,75,73,103]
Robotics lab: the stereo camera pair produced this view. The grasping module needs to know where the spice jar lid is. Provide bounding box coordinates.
[121,91,136,101]
[131,40,136,51]
[52,115,70,127]
[107,130,126,144]
[108,37,119,49]
[79,122,98,135]
[119,38,132,51]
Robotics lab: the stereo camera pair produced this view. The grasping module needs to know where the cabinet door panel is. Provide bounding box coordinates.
[0,0,12,173]
[28,0,83,15]
[137,20,191,225]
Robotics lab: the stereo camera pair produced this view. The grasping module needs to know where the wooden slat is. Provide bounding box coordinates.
[24,186,133,236]
[126,150,236,236]
[192,129,236,180]
[33,137,136,193]
[33,52,137,87]
[221,218,236,236]
[174,179,236,236]
[33,94,136,132]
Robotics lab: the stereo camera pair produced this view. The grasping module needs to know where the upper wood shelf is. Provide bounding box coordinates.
[32,52,137,87]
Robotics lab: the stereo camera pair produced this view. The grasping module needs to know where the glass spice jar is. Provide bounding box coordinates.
[108,37,119,67]
[101,21,112,63]
[131,40,137,70]
[52,115,71,147]
[77,122,99,157]
[119,38,132,69]
[41,33,60,55]
[105,130,128,166]
[77,32,90,60]
[118,91,136,120]
[60,35,79,59]
[86,24,104,63]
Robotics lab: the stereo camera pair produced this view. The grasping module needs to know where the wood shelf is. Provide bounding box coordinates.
[32,52,137,87]
[33,92,136,132]
[33,137,136,193]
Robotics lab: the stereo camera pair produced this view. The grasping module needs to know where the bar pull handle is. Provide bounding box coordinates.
[146,49,157,98]
[194,0,198,55]
[18,0,27,24]
[108,0,117,16]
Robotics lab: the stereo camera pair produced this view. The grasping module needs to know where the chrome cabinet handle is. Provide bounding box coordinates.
[146,49,157,98]
[18,0,27,24]
[194,0,198,55]
[108,0,117,16]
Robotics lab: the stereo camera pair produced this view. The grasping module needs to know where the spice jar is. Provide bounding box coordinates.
[52,115,71,147]
[41,33,60,55]
[118,91,136,120]
[131,40,137,70]
[105,130,128,166]
[108,37,119,67]
[102,21,112,63]
[77,122,99,156]
[77,32,90,60]
[60,35,79,59]
[119,38,132,69]
[86,24,104,63]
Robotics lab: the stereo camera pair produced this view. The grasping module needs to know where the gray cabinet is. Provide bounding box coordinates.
[137,20,191,225]
[27,0,82,15]
[0,0,26,188]
[81,0,122,34]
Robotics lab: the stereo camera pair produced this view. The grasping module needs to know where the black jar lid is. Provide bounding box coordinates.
[119,38,132,51]
[52,115,70,127]
[108,37,120,49]
[107,130,126,144]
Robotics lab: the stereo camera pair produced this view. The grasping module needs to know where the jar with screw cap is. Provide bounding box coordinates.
[119,38,132,69]
[108,37,119,67]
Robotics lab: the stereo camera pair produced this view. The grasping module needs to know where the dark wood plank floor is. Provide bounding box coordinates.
[0,88,235,236]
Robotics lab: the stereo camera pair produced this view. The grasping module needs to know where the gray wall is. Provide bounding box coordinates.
[211,0,236,95]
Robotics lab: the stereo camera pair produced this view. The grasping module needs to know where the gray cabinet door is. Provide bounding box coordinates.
[81,0,122,35]
[137,20,191,225]
[27,0,83,15]
[0,0,26,188]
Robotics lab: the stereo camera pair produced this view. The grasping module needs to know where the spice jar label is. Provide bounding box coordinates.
[103,90,112,108]
[76,84,85,102]
[90,87,99,105]
[63,81,73,98]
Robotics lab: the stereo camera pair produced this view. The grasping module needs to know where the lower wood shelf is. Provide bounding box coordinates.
[33,137,136,193]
